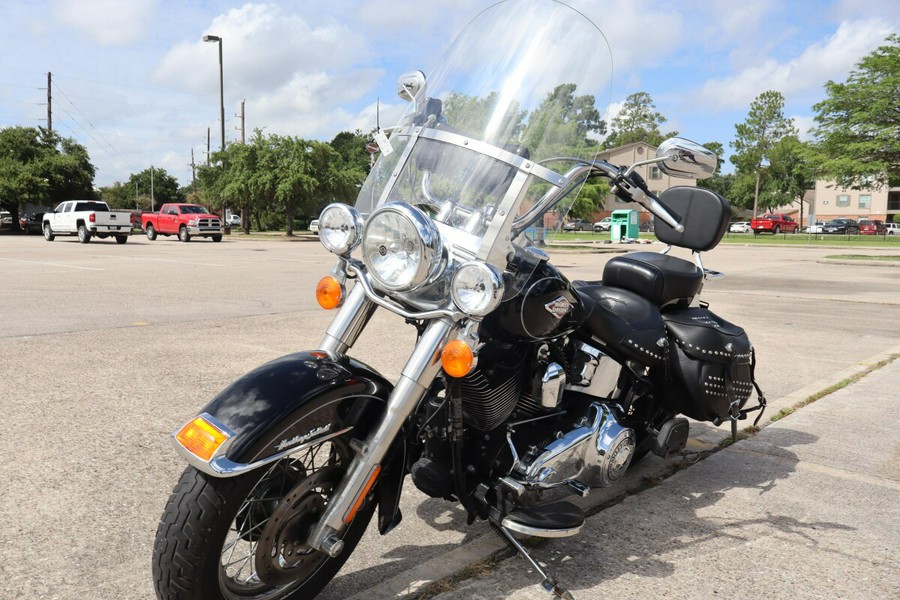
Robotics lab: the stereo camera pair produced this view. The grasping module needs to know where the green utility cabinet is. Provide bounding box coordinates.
[610,209,639,241]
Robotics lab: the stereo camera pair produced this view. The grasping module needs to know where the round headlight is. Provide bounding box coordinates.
[318,203,362,255]
[362,203,442,292]
[451,261,504,317]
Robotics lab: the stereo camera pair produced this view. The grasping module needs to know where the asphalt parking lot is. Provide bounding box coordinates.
[0,233,898,599]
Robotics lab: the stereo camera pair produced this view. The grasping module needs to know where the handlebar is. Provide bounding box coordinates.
[511,158,684,237]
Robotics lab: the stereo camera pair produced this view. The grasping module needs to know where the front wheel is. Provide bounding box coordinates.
[773,226,780,234]
[153,404,375,600]
[179,226,191,242]
[212,234,223,242]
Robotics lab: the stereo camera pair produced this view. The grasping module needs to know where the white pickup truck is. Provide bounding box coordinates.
[43,200,133,244]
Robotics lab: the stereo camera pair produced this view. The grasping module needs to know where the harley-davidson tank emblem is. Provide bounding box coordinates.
[544,296,573,319]
[276,423,332,451]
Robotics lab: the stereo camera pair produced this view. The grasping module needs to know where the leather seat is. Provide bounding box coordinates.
[602,252,703,307]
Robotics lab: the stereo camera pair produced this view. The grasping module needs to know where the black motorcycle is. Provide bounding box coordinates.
[153,2,765,599]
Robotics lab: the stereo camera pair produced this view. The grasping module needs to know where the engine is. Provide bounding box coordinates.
[513,402,635,489]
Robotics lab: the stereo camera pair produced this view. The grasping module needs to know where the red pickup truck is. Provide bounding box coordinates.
[142,203,224,242]
[751,213,799,235]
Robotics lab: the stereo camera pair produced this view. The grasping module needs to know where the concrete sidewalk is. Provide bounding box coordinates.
[422,357,900,600]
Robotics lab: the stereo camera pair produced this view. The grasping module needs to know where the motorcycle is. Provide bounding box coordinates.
[152,2,766,599]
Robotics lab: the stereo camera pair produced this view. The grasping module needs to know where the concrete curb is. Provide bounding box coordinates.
[348,343,900,600]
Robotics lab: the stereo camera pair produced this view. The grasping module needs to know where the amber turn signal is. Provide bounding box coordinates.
[316,276,343,309]
[441,339,474,378]
[175,416,228,462]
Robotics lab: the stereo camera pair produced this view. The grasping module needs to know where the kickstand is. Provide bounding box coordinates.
[490,522,575,600]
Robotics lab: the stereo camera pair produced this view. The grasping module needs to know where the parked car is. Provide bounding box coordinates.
[751,213,800,234]
[142,203,224,242]
[19,212,44,234]
[225,214,241,226]
[805,221,825,234]
[563,218,591,231]
[858,219,886,235]
[592,217,611,232]
[823,218,859,234]
[886,223,900,236]
[43,200,132,243]
[310,219,319,235]
[729,221,751,233]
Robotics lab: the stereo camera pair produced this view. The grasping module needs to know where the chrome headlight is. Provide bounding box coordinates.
[318,203,362,255]
[451,261,504,317]
[362,202,442,292]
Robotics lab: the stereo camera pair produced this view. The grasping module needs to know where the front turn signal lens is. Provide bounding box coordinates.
[441,339,474,378]
[316,276,343,309]
[176,416,228,462]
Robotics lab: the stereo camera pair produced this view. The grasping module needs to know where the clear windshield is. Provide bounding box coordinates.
[355,0,612,267]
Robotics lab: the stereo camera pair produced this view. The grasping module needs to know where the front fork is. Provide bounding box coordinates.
[310,283,456,555]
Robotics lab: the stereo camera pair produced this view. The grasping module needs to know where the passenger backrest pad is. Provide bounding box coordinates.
[654,186,730,252]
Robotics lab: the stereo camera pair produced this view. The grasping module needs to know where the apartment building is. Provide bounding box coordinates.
[811,179,900,223]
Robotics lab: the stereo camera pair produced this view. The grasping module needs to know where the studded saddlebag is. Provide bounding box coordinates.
[659,307,759,423]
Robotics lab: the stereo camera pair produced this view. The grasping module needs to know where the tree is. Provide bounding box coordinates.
[521,83,605,159]
[0,126,95,216]
[602,92,676,149]
[809,34,900,188]
[767,136,816,223]
[730,91,797,217]
[125,167,183,210]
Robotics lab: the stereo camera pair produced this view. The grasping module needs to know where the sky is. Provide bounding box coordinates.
[1,0,898,191]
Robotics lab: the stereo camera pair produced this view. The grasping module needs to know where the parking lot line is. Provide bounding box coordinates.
[0,257,103,271]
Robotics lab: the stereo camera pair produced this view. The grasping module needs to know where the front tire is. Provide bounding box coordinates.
[78,224,92,243]
[43,223,54,241]
[212,234,223,242]
[179,226,191,242]
[153,400,375,600]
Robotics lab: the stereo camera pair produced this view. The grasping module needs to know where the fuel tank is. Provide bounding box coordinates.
[482,255,586,341]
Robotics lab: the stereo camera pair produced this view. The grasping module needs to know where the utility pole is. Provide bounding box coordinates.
[206,127,210,166]
[190,149,197,185]
[150,165,155,212]
[236,100,245,143]
[47,72,52,132]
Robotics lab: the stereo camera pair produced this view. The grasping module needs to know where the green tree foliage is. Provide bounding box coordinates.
[696,142,734,204]
[521,83,604,159]
[730,90,797,216]
[196,130,367,235]
[602,92,676,149]
[0,126,95,215]
[767,136,816,209]
[124,167,183,211]
[809,34,900,188]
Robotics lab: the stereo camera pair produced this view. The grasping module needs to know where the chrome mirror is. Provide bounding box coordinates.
[656,138,717,180]
[397,70,426,102]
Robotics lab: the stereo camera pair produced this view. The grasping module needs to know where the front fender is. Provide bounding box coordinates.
[172,350,409,534]
[185,351,392,465]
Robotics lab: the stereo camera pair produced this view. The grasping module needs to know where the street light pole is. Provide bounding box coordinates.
[202,35,225,154]
[203,34,228,226]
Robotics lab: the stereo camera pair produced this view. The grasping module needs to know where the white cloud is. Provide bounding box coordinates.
[695,17,895,110]
[791,115,817,142]
[52,0,158,46]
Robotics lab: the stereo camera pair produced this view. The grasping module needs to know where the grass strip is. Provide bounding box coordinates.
[824,254,900,261]
[769,354,899,422]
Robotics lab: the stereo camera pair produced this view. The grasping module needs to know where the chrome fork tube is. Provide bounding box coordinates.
[319,283,377,355]
[308,317,456,553]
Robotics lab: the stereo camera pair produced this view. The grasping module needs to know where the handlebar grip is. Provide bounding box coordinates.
[646,193,684,233]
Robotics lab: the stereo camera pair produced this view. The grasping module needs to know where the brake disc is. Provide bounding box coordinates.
[255,465,341,586]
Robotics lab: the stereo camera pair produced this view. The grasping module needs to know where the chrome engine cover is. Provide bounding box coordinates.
[517,402,635,489]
